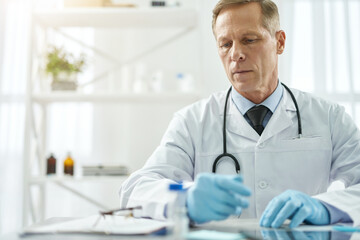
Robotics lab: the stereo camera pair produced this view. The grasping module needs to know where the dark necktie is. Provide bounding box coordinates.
[246,105,269,135]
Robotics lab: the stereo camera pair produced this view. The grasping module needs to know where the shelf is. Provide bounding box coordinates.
[33,8,197,28]
[29,175,129,184]
[31,92,201,104]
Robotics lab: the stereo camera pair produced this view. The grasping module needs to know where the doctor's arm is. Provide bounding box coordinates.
[119,113,196,220]
[119,110,252,222]
[313,104,360,226]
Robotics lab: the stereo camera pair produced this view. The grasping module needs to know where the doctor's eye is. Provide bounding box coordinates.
[243,38,257,44]
[220,42,232,49]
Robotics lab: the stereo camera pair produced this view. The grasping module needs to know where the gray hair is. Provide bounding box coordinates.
[212,0,280,36]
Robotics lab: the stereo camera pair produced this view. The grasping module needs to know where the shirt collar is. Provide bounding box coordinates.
[231,81,284,115]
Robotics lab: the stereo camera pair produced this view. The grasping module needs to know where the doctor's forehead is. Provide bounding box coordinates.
[214,3,262,35]
[214,3,264,38]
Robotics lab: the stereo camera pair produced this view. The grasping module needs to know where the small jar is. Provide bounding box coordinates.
[63,152,74,176]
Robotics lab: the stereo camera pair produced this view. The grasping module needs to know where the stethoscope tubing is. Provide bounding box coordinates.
[281,83,302,137]
[212,87,240,173]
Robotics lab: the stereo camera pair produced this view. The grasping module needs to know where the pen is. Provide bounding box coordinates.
[333,226,360,232]
[100,206,142,216]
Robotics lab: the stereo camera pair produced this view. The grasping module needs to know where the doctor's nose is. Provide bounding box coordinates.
[230,45,245,62]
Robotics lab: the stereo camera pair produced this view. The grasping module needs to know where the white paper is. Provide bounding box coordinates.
[24,215,171,235]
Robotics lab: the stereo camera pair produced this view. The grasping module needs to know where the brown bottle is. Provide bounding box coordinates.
[64,152,74,176]
[46,154,56,175]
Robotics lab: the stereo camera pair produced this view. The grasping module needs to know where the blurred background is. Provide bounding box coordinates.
[0,0,359,234]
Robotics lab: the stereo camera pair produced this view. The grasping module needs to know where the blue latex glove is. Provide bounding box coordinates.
[260,190,330,228]
[186,173,251,224]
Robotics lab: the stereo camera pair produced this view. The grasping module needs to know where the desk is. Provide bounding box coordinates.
[2,217,359,240]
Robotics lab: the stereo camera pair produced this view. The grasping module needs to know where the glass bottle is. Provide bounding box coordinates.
[46,153,56,175]
[63,152,74,176]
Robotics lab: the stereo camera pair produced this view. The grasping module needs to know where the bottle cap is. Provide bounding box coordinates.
[169,183,183,191]
[176,73,184,79]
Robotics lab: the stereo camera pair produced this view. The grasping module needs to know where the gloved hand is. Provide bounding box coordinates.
[260,190,330,228]
[186,173,251,224]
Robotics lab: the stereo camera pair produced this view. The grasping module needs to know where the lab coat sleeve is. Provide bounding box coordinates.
[119,112,196,220]
[314,184,360,226]
[313,104,360,225]
[329,104,360,186]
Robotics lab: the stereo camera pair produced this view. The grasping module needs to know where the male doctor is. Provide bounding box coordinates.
[120,0,360,228]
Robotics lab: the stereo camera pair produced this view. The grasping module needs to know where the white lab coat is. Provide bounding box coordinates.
[119,87,360,225]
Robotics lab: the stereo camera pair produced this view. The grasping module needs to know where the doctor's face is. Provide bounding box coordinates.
[214,3,285,103]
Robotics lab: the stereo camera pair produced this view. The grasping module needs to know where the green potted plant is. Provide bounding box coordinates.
[45,46,86,91]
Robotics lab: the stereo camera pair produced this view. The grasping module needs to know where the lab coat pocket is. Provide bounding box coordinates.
[257,135,332,195]
[279,135,331,152]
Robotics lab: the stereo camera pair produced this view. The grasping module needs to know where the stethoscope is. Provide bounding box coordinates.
[212,83,302,174]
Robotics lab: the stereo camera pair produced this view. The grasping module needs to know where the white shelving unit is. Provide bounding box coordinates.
[32,92,200,104]
[30,175,129,184]
[33,8,197,28]
[23,6,201,226]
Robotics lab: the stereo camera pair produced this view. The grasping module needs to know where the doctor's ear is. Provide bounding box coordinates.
[276,30,286,54]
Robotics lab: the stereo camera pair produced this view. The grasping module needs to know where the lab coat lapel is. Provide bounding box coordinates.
[226,99,260,142]
[260,90,297,143]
